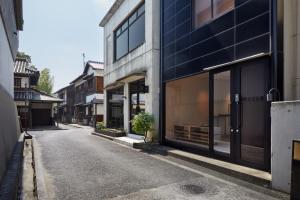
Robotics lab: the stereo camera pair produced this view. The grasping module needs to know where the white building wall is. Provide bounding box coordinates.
[284,0,300,100]
[0,11,21,182]
[271,101,300,193]
[0,15,14,97]
[102,0,160,136]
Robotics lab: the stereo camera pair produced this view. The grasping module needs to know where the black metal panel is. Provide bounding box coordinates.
[236,34,270,59]
[236,12,270,43]
[235,0,269,25]
[162,0,272,82]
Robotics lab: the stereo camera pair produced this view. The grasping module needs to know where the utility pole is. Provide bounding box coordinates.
[83,53,86,68]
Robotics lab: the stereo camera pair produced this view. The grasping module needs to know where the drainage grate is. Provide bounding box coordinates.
[180,184,206,195]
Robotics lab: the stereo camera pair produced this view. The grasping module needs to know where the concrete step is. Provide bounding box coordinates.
[140,145,271,187]
[113,137,145,148]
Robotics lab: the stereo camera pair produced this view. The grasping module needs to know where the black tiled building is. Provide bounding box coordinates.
[161,0,283,171]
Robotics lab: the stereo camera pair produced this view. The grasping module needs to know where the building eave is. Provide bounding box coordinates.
[99,0,125,27]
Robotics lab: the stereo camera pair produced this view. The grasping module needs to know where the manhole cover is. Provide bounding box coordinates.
[180,184,205,195]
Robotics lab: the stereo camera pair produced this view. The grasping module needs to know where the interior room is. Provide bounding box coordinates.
[165,72,231,154]
[165,73,210,149]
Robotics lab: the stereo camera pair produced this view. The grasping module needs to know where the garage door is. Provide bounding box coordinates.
[32,109,51,126]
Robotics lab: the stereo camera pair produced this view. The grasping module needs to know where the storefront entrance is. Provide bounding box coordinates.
[107,87,124,129]
[129,79,146,134]
[165,58,271,170]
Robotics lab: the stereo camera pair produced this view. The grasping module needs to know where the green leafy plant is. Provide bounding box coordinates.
[96,122,105,131]
[131,112,154,143]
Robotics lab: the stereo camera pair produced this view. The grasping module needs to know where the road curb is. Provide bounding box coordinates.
[32,138,49,200]
[91,132,114,141]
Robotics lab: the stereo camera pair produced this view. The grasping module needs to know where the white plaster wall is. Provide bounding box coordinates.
[271,101,300,193]
[94,104,104,115]
[102,0,160,136]
[86,93,104,103]
[21,77,29,88]
[284,0,300,100]
[0,15,14,97]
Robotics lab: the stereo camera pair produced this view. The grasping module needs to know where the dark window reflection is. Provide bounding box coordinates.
[129,14,145,51]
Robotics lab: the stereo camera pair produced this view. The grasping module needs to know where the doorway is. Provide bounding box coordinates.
[129,79,146,134]
[107,87,124,129]
[211,58,270,169]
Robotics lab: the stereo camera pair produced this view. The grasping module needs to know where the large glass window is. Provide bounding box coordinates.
[213,71,231,154]
[129,14,145,51]
[213,0,234,18]
[194,0,212,28]
[194,0,234,29]
[115,29,128,60]
[114,3,145,61]
[165,73,209,149]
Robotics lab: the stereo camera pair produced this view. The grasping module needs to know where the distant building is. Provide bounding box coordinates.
[54,84,75,124]
[14,58,62,128]
[100,0,160,138]
[0,0,24,190]
[55,61,104,126]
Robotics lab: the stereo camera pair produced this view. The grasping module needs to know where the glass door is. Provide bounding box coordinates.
[212,70,232,156]
[129,79,146,134]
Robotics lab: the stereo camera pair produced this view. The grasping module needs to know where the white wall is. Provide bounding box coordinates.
[271,101,300,193]
[0,10,20,182]
[0,15,14,97]
[284,0,300,100]
[103,0,160,136]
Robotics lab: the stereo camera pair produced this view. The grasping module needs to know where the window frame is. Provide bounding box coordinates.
[14,77,22,88]
[192,0,234,30]
[114,2,146,62]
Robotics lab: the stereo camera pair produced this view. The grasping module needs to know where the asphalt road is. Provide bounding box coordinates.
[30,125,288,200]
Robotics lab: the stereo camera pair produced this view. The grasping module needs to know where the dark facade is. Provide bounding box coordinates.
[56,84,75,124]
[161,0,283,171]
[66,61,105,126]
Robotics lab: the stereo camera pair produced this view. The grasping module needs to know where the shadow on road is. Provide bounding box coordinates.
[28,126,68,131]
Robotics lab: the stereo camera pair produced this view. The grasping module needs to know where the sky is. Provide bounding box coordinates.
[19,0,114,92]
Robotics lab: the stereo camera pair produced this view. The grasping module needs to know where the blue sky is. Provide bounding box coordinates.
[19,0,114,92]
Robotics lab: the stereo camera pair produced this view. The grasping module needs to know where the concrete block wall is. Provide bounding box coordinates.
[0,4,22,185]
[0,85,21,183]
[271,101,300,193]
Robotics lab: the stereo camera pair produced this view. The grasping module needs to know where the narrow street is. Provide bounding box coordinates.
[30,125,287,200]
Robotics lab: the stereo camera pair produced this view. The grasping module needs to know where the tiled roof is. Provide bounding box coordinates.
[14,58,38,75]
[32,89,63,102]
[88,61,104,70]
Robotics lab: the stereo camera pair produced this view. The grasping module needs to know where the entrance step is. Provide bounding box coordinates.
[146,145,271,187]
[113,137,145,148]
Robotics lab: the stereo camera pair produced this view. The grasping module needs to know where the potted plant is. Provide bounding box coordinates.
[131,112,154,143]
